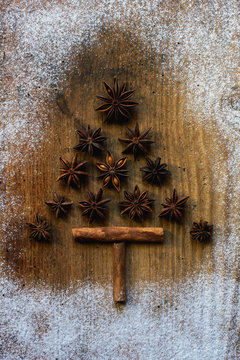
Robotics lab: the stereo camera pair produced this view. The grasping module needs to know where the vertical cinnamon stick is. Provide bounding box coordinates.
[113,242,126,302]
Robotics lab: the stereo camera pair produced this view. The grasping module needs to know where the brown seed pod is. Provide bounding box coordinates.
[96,151,128,192]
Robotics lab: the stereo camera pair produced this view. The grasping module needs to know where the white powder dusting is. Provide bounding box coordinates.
[0,1,239,359]
[0,272,239,360]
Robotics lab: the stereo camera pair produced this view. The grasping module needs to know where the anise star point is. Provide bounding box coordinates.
[140,157,171,185]
[119,122,154,160]
[190,220,213,242]
[74,125,106,156]
[56,155,88,188]
[96,77,138,122]
[96,151,128,192]
[79,188,111,223]
[45,193,73,218]
[119,185,154,221]
[27,214,51,242]
[158,188,189,221]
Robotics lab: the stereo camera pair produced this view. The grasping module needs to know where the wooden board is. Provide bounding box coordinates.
[0,1,239,358]
[2,24,223,285]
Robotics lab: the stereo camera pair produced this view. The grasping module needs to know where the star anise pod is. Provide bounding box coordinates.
[158,189,189,221]
[79,188,111,223]
[140,157,171,185]
[74,125,106,156]
[56,155,88,188]
[119,122,154,160]
[45,193,73,218]
[27,214,51,241]
[96,151,128,192]
[190,220,213,242]
[96,77,138,122]
[119,185,154,220]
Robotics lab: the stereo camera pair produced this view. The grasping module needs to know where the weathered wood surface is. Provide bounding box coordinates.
[0,0,239,358]
[1,29,215,285]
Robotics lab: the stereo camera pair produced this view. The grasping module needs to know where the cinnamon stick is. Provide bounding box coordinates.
[113,242,126,302]
[72,227,164,243]
[72,227,164,303]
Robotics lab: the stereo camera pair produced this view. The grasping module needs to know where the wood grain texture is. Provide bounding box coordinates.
[1,16,222,285]
[1,27,218,286]
[0,1,239,357]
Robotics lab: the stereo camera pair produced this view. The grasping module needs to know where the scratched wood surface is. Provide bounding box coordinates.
[0,2,233,295]
[2,1,240,358]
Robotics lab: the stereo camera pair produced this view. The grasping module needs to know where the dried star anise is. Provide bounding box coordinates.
[79,188,111,223]
[56,155,88,188]
[158,189,189,221]
[45,193,73,218]
[119,122,154,160]
[119,185,154,220]
[140,157,171,185]
[190,220,213,242]
[74,125,106,156]
[96,77,138,122]
[27,214,51,241]
[96,151,128,192]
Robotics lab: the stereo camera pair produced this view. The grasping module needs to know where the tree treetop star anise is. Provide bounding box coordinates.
[119,185,154,221]
[190,220,213,242]
[96,151,128,192]
[119,122,154,160]
[56,155,88,188]
[96,77,138,122]
[45,193,73,218]
[74,125,106,156]
[140,157,171,185]
[27,214,51,242]
[158,188,189,221]
[79,188,111,223]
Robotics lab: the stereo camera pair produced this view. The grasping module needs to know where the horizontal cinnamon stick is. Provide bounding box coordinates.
[72,227,164,243]
[113,242,126,302]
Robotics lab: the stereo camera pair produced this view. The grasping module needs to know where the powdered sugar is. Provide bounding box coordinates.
[0,272,238,360]
[0,0,239,359]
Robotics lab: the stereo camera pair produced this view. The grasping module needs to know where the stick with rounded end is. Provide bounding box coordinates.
[113,242,126,302]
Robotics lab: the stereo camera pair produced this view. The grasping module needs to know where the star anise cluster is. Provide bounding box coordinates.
[96,77,138,122]
[140,157,171,185]
[158,189,189,222]
[96,151,128,192]
[119,122,154,160]
[79,188,111,223]
[45,193,73,218]
[57,155,88,188]
[190,220,213,242]
[26,75,213,247]
[74,125,106,156]
[27,214,51,242]
[119,185,154,220]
